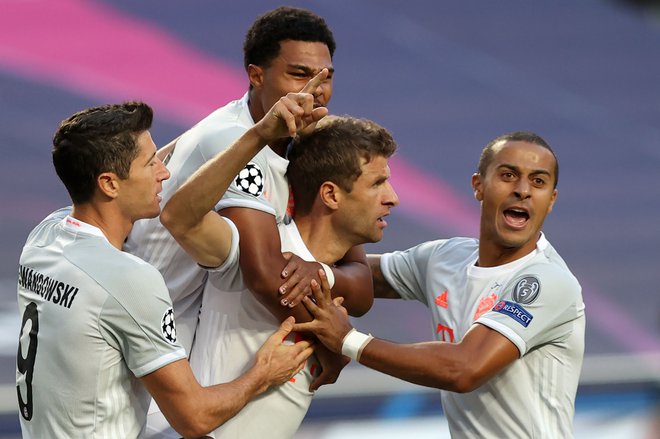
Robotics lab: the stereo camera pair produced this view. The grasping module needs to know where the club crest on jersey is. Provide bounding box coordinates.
[511,275,540,304]
[493,300,533,327]
[161,308,177,344]
[234,162,264,196]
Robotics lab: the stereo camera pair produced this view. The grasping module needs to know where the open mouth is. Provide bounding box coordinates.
[503,208,529,228]
[377,213,389,227]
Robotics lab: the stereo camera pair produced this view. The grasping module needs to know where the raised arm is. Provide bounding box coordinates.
[294,270,519,393]
[141,317,312,438]
[160,72,328,268]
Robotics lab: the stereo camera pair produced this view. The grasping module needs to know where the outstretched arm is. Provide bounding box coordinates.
[294,270,519,393]
[367,254,402,299]
[141,317,312,438]
[160,71,328,268]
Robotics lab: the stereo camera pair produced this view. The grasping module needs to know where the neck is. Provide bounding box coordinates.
[247,89,265,124]
[294,213,352,265]
[476,233,540,267]
[71,203,132,250]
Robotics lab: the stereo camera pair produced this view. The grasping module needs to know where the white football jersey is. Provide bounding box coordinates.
[17,208,186,438]
[188,220,318,439]
[125,93,291,355]
[381,234,585,438]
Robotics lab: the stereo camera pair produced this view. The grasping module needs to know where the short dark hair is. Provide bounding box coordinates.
[243,6,336,70]
[287,116,397,215]
[52,101,153,204]
[477,131,559,188]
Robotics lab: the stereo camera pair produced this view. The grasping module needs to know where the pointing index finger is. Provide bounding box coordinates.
[300,68,329,94]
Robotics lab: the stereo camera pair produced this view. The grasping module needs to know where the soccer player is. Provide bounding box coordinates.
[159,114,399,438]
[295,132,586,438]
[16,101,314,438]
[124,6,371,361]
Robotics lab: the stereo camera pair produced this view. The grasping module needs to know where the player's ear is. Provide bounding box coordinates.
[471,173,483,202]
[547,188,558,214]
[247,64,264,89]
[97,172,120,199]
[319,181,340,211]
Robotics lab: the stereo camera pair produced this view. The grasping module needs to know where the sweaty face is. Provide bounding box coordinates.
[472,141,557,265]
[335,155,399,245]
[255,40,333,117]
[119,131,170,222]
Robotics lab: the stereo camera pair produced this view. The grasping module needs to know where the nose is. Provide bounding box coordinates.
[158,160,171,182]
[384,182,400,207]
[315,81,331,106]
[514,178,531,200]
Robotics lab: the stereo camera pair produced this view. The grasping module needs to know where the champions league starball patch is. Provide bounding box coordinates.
[511,275,541,304]
[234,162,264,196]
[161,308,177,344]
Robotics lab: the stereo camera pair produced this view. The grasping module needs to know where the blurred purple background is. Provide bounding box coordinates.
[0,0,658,435]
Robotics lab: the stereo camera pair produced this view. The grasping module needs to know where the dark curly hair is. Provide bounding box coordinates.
[243,6,336,70]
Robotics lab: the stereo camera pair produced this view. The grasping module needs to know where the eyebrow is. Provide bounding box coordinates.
[497,163,552,178]
[144,151,157,166]
[288,64,335,75]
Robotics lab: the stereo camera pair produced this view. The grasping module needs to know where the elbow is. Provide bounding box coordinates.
[175,425,207,439]
[159,205,188,242]
[159,206,178,236]
[450,374,481,394]
[345,293,374,317]
[172,417,224,439]
[444,364,485,394]
[243,268,280,298]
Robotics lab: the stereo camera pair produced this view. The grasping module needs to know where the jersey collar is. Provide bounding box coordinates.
[61,215,108,240]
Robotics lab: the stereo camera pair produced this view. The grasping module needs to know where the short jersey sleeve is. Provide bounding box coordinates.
[380,240,442,305]
[477,263,583,357]
[201,216,240,274]
[213,147,277,217]
[99,264,186,377]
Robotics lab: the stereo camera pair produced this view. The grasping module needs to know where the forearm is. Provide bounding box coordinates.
[186,365,268,436]
[358,338,470,392]
[161,128,267,236]
[330,260,373,316]
[355,324,519,393]
[143,359,268,438]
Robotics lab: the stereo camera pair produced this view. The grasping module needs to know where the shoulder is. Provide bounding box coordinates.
[25,207,71,243]
[410,236,478,262]
[192,98,250,142]
[381,237,477,273]
[173,98,252,160]
[67,242,167,296]
[508,256,581,305]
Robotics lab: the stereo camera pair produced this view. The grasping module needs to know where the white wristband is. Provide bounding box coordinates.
[318,262,336,288]
[341,329,373,362]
